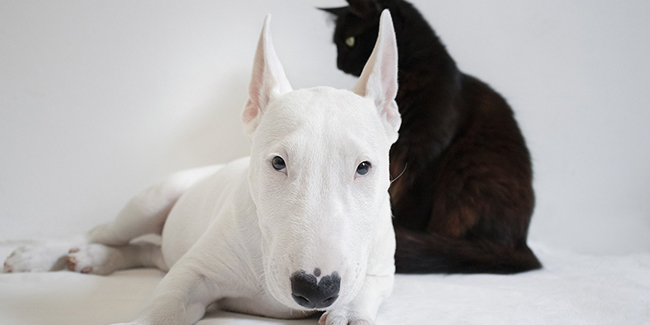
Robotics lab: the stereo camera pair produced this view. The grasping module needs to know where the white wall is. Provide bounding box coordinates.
[1,0,648,255]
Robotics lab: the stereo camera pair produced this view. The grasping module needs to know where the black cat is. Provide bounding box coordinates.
[321,0,541,274]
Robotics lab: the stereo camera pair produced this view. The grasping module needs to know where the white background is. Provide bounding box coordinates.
[1,0,648,255]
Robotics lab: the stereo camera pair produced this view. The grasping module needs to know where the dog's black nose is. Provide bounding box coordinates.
[290,269,340,309]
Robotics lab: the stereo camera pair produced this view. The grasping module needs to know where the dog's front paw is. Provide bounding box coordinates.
[319,309,374,325]
[65,244,123,275]
[3,244,69,273]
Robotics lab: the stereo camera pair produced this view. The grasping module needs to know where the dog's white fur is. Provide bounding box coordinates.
[3,10,401,325]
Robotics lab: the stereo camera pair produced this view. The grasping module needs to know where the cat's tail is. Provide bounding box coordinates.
[394,227,542,274]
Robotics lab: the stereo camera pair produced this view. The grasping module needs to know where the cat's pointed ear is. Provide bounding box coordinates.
[317,6,349,17]
[347,0,380,19]
[353,10,401,143]
[242,14,292,136]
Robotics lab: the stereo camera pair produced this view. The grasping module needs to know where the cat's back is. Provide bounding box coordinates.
[458,74,530,155]
[445,74,534,209]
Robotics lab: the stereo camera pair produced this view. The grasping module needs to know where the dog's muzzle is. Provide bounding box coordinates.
[290,268,340,309]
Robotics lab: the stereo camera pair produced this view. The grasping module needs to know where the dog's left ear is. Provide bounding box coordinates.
[353,9,401,143]
[243,15,293,136]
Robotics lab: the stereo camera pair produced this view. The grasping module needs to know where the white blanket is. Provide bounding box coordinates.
[1,242,648,325]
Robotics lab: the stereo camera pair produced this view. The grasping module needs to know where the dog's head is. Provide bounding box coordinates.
[242,11,399,311]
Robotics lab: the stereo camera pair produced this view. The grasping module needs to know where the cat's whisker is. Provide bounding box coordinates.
[390,163,407,184]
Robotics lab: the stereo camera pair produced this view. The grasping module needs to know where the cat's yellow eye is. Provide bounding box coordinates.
[345,36,355,47]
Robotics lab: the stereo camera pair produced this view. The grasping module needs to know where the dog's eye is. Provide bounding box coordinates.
[356,161,371,176]
[345,36,355,47]
[272,156,286,171]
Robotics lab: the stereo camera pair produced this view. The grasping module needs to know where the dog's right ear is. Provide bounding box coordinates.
[242,15,293,136]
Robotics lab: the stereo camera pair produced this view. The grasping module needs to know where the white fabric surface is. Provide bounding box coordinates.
[1,242,648,325]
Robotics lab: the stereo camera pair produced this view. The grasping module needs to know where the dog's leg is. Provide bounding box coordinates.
[3,165,221,273]
[319,274,394,325]
[86,165,222,246]
[64,242,167,275]
[112,260,219,325]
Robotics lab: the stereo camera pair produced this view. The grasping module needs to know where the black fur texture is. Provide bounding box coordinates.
[321,0,542,274]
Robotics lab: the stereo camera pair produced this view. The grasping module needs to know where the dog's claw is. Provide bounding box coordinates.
[69,248,80,253]
[66,255,77,271]
[320,310,374,325]
[4,252,16,272]
[81,266,93,274]
[3,261,12,273]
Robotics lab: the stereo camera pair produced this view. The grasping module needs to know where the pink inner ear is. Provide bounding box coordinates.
[243,99,258,125]
[242,15,292,135]
[381,101,401,131]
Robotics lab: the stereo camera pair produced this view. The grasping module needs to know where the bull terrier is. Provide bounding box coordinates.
[3,10,401,325]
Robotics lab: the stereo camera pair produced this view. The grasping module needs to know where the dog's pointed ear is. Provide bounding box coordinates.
[242,14,293,136]
[353,10,401,142]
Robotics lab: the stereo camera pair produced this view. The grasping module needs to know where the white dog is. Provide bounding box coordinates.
[4,10,401,325]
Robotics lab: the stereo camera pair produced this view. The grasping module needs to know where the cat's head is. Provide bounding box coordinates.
[319,0,391,76]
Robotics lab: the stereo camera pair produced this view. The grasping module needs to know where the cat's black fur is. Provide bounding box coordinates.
[321,0,541,274]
